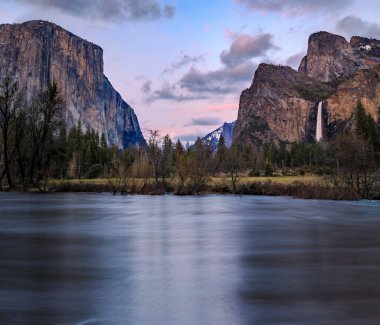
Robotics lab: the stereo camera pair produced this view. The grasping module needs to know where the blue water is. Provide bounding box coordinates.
[0,193,380,324]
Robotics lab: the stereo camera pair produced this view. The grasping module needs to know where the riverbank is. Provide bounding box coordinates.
[45,176,379,200]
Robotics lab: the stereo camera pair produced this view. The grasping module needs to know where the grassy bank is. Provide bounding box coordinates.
[45,175,379,200]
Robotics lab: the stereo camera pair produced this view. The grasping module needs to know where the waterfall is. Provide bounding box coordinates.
[316,101,323,142]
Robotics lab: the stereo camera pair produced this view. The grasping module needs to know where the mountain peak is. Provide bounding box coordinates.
[299,31,363,82]
[350,36,380,58]
[308,31,348,44]
[3,20,103,52]
[202,121,236,152]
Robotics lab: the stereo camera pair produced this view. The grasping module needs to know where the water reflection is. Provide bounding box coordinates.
[238,198,380,324]
[0,193,379,324]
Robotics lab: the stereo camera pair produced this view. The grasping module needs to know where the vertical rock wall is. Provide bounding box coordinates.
[0,20,146,148]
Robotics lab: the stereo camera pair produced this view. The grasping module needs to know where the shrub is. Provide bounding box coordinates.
[87,164,103,179]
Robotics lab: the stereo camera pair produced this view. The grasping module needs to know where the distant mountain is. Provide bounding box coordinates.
[202,121,236,152]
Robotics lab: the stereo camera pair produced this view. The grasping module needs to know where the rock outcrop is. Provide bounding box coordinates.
[234,63,334,145]
[234,31,380,146]
[0,20,146,148]
[299,31,380,82]
[327,65,380,127]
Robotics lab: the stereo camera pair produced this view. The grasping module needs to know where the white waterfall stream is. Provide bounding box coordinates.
[316,101,323,141]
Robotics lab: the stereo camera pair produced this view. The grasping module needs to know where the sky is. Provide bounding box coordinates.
[1,0,380,143]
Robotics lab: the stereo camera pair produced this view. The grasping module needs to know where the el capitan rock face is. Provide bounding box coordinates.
[0,20,146,148]
[234,31,380,146]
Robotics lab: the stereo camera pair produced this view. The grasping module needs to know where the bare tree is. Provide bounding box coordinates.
[187,137,210,194]
[0,77,23,189]
[224,144,243,194]
[28,83,63,190]
[147,129,162,186]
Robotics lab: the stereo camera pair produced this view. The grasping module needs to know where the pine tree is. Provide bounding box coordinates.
[215,134,227,174]
[161,135,174,185]
[355,101,367,139]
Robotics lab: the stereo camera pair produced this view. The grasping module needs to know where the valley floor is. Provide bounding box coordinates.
[45,175,380,201]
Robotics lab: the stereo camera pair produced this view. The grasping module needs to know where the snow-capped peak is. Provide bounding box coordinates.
[201,121,236,152]
[360,44,372,51]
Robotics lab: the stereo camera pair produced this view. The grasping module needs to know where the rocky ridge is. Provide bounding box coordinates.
[299,31,380,82]
[201,121,236,152]
[0,20,146,148]
[234,31,380,146]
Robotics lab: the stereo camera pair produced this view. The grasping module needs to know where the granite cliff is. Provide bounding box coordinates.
[234,31,380,146]
[0,20,146,148]
[299,31,380,82]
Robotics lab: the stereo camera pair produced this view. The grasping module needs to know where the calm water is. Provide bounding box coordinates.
[0,193,380,325]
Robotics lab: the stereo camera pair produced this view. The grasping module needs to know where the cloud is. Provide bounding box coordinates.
[146,81,207,102]
[163,4,175,18]
[285,51,305,69]
[178,32,274,97]
[180,61,256,94]
[163,54,205,74]
[221,33,278,67]
[135,75,146,81]
[147,31,270,101]
[141,79,152,94]
[235,0,353,16]
[10,0,175,21]
[336,16,380,39]
[176,133,202,142]
[206,102,237,112]
[188,117,223,126]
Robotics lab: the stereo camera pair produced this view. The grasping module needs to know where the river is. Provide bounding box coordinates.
[0,193,380,324]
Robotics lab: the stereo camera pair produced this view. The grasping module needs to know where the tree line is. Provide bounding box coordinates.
[1,78,379,197]
[0,78,120,190]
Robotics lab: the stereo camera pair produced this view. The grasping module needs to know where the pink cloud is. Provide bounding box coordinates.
[220,33,278,67]
[235,0,354,17]
[224,28,239,40]
[206,102,237,112]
